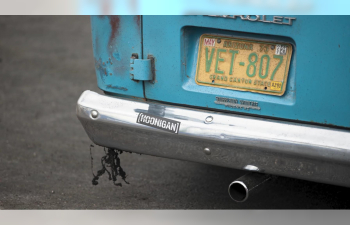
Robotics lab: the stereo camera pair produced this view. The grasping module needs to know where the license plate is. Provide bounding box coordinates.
[195,34,293,96]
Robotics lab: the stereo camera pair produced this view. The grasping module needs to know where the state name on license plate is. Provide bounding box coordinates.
[195,34,293,96]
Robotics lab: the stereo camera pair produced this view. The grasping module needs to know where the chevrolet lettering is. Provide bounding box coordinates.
[207,15,296,25]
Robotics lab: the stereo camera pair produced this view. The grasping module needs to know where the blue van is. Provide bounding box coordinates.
[76,16,350,198]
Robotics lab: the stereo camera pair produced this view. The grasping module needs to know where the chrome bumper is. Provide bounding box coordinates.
[77,90,350,187]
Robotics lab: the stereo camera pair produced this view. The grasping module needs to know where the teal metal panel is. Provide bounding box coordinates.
[91,16,144,97]
[142,16,350,128]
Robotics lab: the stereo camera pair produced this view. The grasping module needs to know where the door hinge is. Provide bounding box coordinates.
[130,54,154,82]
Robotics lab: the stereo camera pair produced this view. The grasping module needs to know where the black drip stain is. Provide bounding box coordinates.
[90,145,129,187]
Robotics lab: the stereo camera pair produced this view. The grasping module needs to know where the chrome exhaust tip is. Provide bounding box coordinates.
[228,172,272,202]
[228,181,249,202]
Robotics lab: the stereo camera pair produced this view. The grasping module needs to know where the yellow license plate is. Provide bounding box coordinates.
[195,34,293,96]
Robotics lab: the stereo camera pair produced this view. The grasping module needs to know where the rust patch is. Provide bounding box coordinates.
[133,15,141,36]
[108,16,121,49]
[95,58,108,82]
[131,95,147,102]
[134,15,141,28]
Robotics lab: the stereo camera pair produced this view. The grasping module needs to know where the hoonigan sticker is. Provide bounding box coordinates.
[137,112,181,134]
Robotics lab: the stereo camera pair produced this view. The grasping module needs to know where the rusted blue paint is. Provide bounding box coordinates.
[91,15,143,97]
[91,15,350,129]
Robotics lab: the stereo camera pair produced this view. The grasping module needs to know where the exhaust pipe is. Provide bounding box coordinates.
[228,172,272,202]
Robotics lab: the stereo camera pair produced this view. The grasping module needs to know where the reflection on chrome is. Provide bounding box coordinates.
[77,90,350,187]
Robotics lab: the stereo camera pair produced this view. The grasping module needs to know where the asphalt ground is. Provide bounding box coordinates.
[1,16,350,209]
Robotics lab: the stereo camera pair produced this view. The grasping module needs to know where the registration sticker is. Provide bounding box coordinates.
[203,38,216,47]
[275,45,287,55]
[270,81,282,91]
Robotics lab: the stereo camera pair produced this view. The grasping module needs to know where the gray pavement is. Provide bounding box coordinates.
[0,16,350,209]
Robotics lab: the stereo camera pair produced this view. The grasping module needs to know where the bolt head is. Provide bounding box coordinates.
[91,110,99,118]
[205,116,213,123]
[271,45,275,50]
[217,39,221,43]
[204,148,211,155]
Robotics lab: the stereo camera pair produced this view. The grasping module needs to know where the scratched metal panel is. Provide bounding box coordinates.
[91,16,144,97]
[142,15,350,129]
